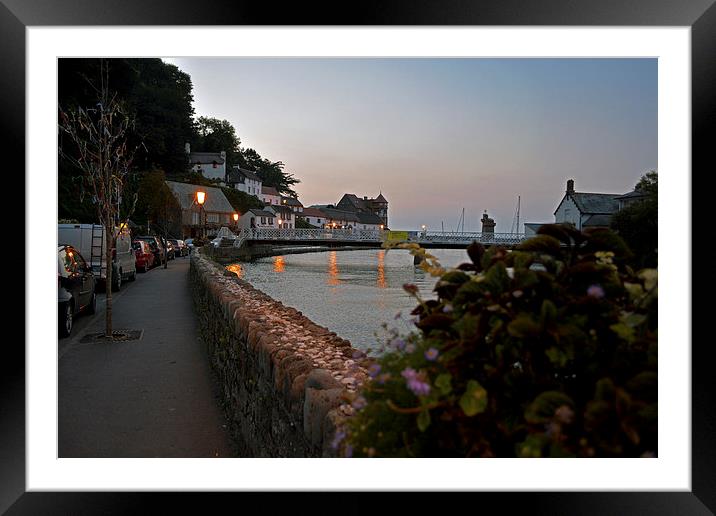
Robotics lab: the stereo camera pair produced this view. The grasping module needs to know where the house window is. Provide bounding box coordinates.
[207,213,219,223]
[261,217,266,224]
[269,218,273,225]
[192,212,199,225]
[317,219,321,224]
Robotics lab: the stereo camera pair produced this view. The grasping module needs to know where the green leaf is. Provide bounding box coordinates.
[540,299,558,326]
[516,434,546,458]
[459,380,488,416]
[435,373,453,395]
[517,234,562,256]
[453,313,479,340]
[610,322,635,342]
[507,314,541,339]
[524,391,574,424]
[545,346,568,368]
[417,409,431,432]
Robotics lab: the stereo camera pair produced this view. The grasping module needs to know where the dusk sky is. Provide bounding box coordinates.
[165,58,657,232]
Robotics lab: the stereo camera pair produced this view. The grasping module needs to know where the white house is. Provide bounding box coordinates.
[261,185,281,206]
[186,143,226,183]
[226,167,263,198]
[267,205,294,229]
[553,179,621,230]
[238,208,277,229]
[300,207,327,227]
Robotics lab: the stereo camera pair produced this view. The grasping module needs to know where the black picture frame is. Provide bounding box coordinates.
[4,0,713,513]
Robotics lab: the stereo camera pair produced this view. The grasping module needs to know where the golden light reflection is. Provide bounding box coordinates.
[273,256,285,273]
[327,251,341,286]
[225,263,243,278]
[377,250,387,289]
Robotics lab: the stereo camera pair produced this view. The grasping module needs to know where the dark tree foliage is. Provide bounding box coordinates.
[58,58,196,176]
[192,117,242,168]
[132,169,182,238]
[611,171,657,268]
[239,148,301,197]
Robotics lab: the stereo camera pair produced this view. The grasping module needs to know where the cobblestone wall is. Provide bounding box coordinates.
[190,251,369,457]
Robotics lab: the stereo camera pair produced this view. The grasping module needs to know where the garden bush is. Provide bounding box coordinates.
[340,224,657,458]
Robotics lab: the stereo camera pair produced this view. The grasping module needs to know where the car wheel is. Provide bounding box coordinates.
[59,301,73,337]
[142,263,148,273]
[86,292,97,315]
[129,268,137,281]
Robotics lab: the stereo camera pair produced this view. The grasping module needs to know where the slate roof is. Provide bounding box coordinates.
[301,207,327,218]
[338,194,368,212]
[320,207,360,222]
[188,152,225,165]
[165,181,234,213]
[248,209,276,218]
[582,214,613,227]
[614,190,648,201]
[281,196,303,207]
[373,193,388,203]
[555,192,621,215]
[262,185,280,196]
[356,212,383,225]
[267,205,293,216]
[227,167,262,183]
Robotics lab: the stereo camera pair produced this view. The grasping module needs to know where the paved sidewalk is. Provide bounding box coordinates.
[59,258,235,457]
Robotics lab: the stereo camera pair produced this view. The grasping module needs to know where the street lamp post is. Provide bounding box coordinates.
[233,212,239,231]
[196,190,206,239]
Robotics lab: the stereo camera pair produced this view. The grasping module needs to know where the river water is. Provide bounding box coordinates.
[226,248,471,352]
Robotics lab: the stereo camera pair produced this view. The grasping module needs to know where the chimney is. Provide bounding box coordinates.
[481,210,496,233]
[567,179,575,194]
[363,196,368,200]
[184,142,190,154]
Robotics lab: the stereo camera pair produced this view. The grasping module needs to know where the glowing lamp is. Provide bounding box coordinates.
[233,213,239,222]
[196,191,206,205]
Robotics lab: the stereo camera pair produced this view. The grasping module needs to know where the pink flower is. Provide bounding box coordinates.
[587,284,605,298]
[424,348,439,361]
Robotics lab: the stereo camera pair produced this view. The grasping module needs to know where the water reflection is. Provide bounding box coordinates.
[376,250,387,288]
[273,256,285,273]
[327,251,341,286]
[226,263,243,278]
[227,248,470,351]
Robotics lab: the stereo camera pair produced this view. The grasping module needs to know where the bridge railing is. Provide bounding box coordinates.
[233,228,529,247]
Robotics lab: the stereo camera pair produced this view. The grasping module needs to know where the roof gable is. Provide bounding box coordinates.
[189,152,225,165]
[165,181,235,213]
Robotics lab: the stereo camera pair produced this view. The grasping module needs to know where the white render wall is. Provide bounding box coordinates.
[234,178,262,198]
[262,193,281,206]
[193,163,226,182]
[554,196,582,229]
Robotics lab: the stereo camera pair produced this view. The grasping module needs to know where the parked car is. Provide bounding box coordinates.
[132,240,155,272]
[136,236,165,267]
[58,223,136,291]
[58,244,97,337]
[184,238,194,254]
[168,239,188,257]
[164,239,175,260]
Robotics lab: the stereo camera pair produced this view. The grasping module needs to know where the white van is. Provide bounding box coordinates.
[57,223,137,291]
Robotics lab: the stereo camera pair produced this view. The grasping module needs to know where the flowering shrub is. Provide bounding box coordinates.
[341,224,657,458]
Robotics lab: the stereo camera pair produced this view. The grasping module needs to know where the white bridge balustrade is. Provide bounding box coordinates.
[231,228,528,248]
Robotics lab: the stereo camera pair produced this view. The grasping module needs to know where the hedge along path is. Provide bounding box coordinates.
[190,250,372,457]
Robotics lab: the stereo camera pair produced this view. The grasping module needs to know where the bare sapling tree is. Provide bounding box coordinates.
[59,61,140,337]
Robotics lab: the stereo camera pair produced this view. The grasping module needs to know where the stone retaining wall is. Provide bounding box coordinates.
[190,251,369,457]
